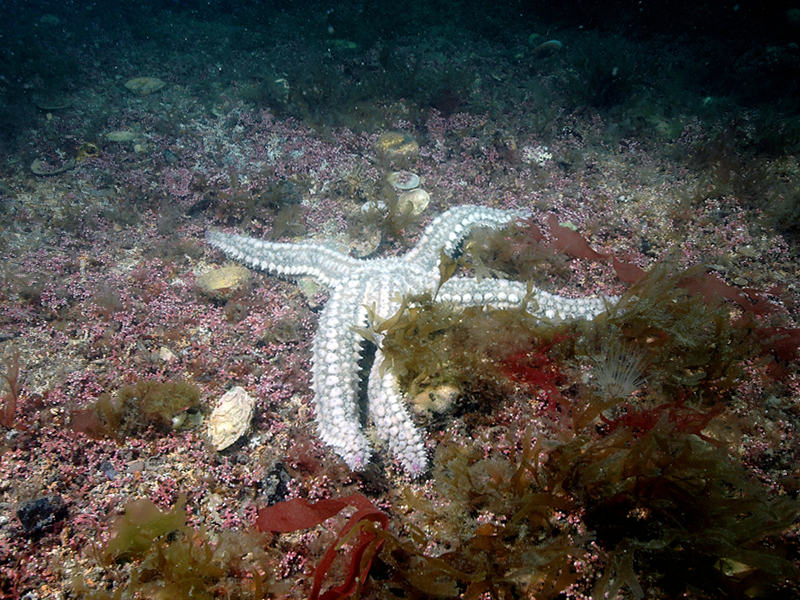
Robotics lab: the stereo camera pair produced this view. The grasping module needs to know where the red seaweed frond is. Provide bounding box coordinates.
[255,494,388,600]
[600,396,723,443]
[499,335,570,413]
[0,351,22,428]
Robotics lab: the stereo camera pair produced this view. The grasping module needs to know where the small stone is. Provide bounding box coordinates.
[531,39,563,54]
[197,264,251,299]
[106,130,137,143]
[31,93,71,111]
[158,346,177,362]
[98,460,117,480]
[272,77,290,104]
[715,557,756,578]
[127,459,146,474]
[207,386,255,451]
[738,245,758,258]
[710,264,728,274]
[375,131,419,162]
[124,76,166,96]
[260,462,292,505]
[177,410,203,430]
[328,39,358,50]
[17,495,67,538]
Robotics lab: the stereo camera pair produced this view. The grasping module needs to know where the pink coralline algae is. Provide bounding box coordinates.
[163,167,195,198]
[0,28,798,597]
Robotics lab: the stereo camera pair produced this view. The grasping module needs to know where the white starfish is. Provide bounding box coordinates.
[206,205,616,476]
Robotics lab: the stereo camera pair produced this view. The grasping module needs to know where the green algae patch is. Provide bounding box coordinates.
[73,495,278,600]
[71,379,201,439]
[102,495,189,563]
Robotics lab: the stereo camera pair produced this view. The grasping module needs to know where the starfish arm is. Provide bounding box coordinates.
[206,230,360,288]
[437,278,617,320]
[403,205,530,272]
[311,291,373,470]
[368,347,428,477]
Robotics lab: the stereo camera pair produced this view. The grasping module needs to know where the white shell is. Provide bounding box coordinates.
[196,264,251,296]
[386,170,420,191]
[206,386,255,451]
[397,188,430,216]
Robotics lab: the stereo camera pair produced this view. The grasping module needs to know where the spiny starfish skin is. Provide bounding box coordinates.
[206,205,616,476]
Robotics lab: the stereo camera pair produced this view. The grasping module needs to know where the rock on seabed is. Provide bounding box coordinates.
[124,77,167,95]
